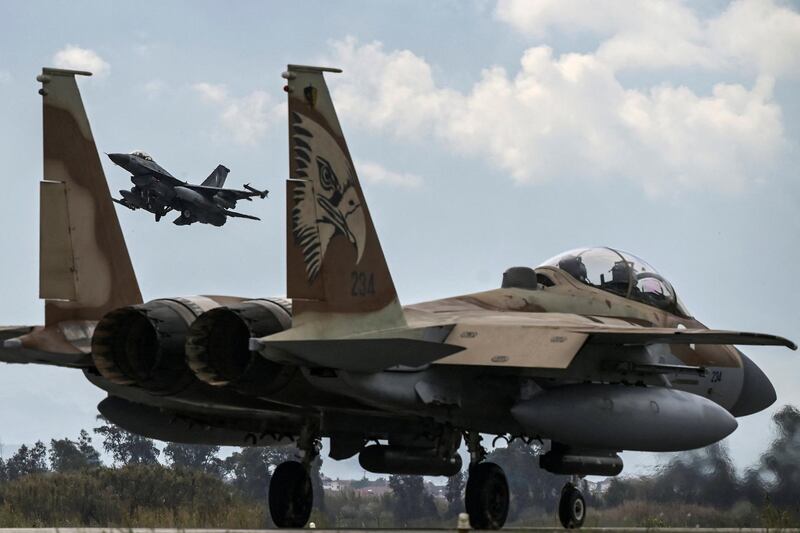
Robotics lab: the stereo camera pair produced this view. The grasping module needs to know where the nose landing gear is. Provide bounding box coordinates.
[464,432,509,530]
[558,481,586,529]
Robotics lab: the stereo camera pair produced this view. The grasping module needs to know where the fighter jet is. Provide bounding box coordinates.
[3,66,795,531]
[108,150,268,226]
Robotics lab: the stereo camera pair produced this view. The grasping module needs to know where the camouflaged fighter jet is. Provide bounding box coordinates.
[2,66,796,531]
[108,150,267,226]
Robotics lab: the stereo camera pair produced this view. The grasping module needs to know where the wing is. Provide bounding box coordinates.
[251,338,464,372]
[180,183,268,201]
[576,326,797,350]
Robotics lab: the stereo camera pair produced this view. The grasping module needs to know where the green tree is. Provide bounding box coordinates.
[50,438,86,472]
[6,441,48,480]
[444,471,466,517]
[94,417,160,466]
[388,474,438,525]
[224,447,293,501]
[743,405,800,507]
[78,429,102,468]
[164,443,224,477]
[49,430,103,472]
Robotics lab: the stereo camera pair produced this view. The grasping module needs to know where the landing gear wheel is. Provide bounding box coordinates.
[268,461,313,528]
[182,209,192,218]
[558,483,586,529]
[465,462,509,530]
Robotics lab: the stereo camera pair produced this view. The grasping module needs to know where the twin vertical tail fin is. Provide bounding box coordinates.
[283,65,405,337]
[37,68,142,326]
[201,164,230,187]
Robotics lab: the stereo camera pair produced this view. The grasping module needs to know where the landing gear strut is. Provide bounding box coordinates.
[558,480,586,529]
[464,433,509,530]
[268,427,319,528]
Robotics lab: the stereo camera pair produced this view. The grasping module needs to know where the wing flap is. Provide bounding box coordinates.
[578,327,797,350]
[251,338,465,372]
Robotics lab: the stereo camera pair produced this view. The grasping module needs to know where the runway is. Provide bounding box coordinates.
[0,527,800,533]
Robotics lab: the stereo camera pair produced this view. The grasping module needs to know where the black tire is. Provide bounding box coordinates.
[268,461,313,528]
[182,209,192,218]
[465,462,509,530]
[558,483,586,529]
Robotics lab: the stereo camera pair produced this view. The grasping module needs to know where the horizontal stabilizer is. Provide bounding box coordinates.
[112,197,136,210]
[251,338,465,372]
[579,327,797,350]
[1,326,93,368]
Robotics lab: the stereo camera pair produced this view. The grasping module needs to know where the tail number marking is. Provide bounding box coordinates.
[351,271,375,297]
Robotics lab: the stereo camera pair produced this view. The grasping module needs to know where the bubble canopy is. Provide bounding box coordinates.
[540,247,689,315]
[130,150,153,161]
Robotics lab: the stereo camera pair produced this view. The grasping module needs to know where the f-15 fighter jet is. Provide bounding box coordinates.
[2,66,795,532]
[108,151,267,226]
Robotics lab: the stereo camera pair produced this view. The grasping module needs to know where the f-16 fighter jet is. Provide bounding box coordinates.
[108,150,267,226]
[2,66,795,532]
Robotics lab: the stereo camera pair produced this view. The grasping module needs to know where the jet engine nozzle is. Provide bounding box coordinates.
[186,298,295,396]
[91,297,222,394]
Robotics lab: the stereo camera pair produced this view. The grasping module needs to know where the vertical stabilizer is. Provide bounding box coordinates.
[201,164,230,187]
[283,65,405,336]
[38,68,142,325]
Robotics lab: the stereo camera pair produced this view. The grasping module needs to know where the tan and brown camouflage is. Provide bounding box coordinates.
[1,69,142,364]
[0,63,795,531]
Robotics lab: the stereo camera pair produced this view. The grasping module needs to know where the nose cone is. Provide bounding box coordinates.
[107,153,130,167]
[730,353,777,417]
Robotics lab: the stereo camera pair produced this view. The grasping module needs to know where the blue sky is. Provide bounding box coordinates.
[0,0,798,479]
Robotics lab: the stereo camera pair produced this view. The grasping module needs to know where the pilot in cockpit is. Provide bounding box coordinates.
[557,255,589,284]
[603,260,633,296]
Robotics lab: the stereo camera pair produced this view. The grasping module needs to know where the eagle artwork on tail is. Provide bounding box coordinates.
[290,111,366,283]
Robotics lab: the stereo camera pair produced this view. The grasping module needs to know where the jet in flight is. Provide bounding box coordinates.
[108,150,268,226]
[2,66,794,531]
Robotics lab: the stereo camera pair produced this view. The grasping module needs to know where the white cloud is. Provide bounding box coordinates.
[355,159,423,188]
[708,0,800,78]
[193,82,228,104]
[142,79,165,99]
[52,45,109,77]
[192,83,278,145]
[0,70,10,84]
[325,37,786,195]
[495,0,800,77]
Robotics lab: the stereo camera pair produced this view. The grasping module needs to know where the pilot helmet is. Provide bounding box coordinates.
[558,255,588,283]
[611,260,633,283]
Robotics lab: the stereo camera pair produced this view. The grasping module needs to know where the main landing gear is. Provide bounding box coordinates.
[269,461,313,528]
[558,480,586,529]
[464,433,509,530]
[268,428,318,528]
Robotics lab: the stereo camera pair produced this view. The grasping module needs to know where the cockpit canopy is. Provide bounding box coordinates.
[130,150,153,161]
[540,247,689,316]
